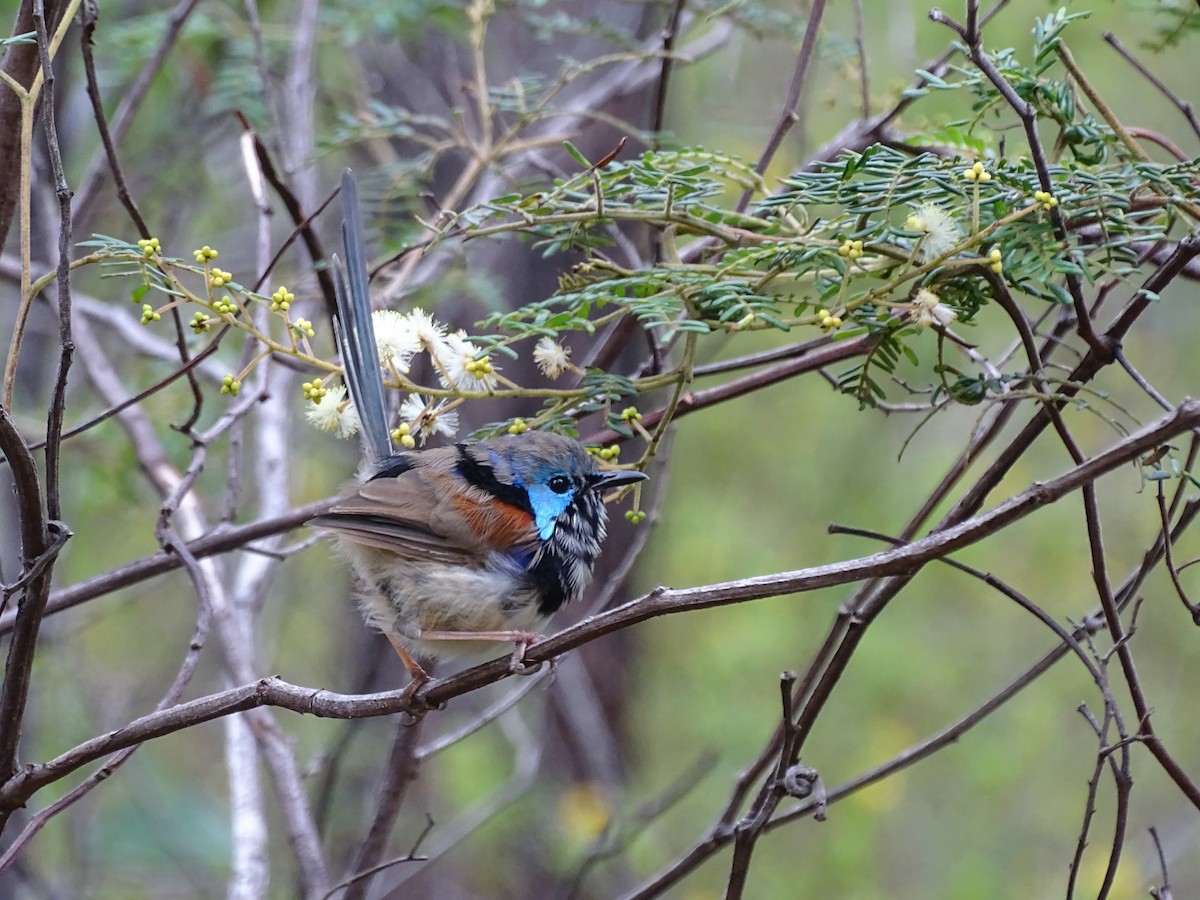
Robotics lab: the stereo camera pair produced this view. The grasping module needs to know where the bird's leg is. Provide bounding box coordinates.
[385,632,431,694]
[416,628,547,674]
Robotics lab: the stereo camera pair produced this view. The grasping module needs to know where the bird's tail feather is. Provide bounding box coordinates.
[331,168,394,461]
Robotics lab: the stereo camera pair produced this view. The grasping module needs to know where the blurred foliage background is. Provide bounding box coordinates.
[2,0,1200,897]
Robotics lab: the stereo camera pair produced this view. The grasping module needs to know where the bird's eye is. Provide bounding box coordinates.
[548,474,572,494]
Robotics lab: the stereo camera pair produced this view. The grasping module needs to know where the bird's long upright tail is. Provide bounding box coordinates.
[331,169,394,462]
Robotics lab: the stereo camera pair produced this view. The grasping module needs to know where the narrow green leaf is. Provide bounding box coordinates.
[563,141,590,168]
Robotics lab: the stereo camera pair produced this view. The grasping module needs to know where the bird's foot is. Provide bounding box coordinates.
[507,631,551,675]
[394,667,438,725]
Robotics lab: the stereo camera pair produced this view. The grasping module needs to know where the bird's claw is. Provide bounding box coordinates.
[508,641,561,677]
[507,634,551,675]
[508,641,537,675]
[397,671,433,723]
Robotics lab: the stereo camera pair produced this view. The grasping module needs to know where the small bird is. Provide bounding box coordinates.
[308,170,647,687]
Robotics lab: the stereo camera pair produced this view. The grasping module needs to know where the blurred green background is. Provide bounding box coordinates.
[6,0,1200,897]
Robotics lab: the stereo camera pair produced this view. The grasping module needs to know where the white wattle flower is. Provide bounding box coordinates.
[912,288,958,329]
[906,202,961,263]
[437,330,499,391]
[400,393,459,443]
[405,307,447,353]
[372,310,419,373]
[305,384,361,438]
[533,337,571,380]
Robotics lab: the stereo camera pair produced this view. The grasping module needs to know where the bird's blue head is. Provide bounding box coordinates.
[481,432,644,542]
[462,432,647,613]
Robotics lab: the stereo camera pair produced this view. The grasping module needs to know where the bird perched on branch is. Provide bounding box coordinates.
[308,170,647,688]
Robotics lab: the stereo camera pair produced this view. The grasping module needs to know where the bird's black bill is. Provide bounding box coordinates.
[587,469,649,491]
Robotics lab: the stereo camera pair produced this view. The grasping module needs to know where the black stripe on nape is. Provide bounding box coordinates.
[369,454,417,481]
[454,445,533,514]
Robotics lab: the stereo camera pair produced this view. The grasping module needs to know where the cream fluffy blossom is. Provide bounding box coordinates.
[400,393,459,443]
[372,310,420,373]
[533,337,572,379]
[437,330,499,391]
[405,307,446,353]
[906,202,961,263]
[912,288,958,329]
[304,384,361,438]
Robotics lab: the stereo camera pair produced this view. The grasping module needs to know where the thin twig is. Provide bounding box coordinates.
[1103,32,1200,142]
[852,0,869,119]
[735,0,828,213]
[651,0,688,142]
[322,816,434,900]
[70,0,204,221]
[1148,826,1174,900]
[340,717,426,900]
[929,6,1109,359]
[1156,481,1200,622]
[0,0,70,797]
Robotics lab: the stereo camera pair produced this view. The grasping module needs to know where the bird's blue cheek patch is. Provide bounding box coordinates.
[525,484,574,540]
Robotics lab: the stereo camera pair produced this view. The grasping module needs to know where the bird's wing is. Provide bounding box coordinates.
[306,512,475,565]
[309,463,537,565]
[310,471,472,565]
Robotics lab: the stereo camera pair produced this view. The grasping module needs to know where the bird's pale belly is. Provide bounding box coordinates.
[342,541,546,661]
